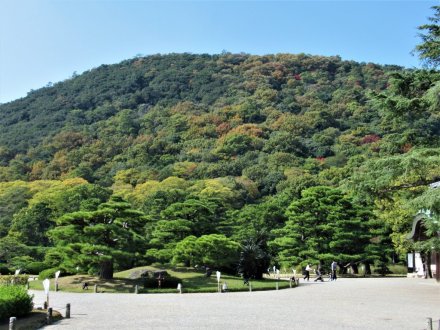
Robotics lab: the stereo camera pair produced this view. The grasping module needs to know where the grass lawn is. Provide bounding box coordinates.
[29,265,294,294]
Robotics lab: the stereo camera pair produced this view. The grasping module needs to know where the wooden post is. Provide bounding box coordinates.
[66,303,70,319]
[46,307,53,325]
[55,282,59,292]
[94,284,98,293]
[135,285,138,294]
[9,317,16,330]
[427,317,433,330]
[289,279,292,288]
[249,282,252,292]
[276,281,279,290]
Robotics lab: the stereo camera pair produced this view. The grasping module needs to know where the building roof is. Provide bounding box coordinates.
[408,213,430,241]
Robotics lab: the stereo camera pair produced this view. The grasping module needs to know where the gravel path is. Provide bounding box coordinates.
[31,277,440,330]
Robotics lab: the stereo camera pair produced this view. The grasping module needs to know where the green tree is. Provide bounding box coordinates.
[146,197,225,263]
[160,198,220,236]
[0,183,31,238]
[226,197,287,242]
[348,148,440,201]
[270,186,370,271]
[414,6,440,68]
[172,234,240,272]
[410,189,440,277]
[347,149,440,257]
[195,234,240,271]
[369,7,440,151]
[0,236,29,265]
[9,202,54,246]
[172,235,198,267]
[237,231,271,280]
[146,219,193,263]
[48,196,147,279]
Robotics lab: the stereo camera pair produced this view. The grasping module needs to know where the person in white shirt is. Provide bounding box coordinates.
[303,264,311,281]
[330,261,337,281]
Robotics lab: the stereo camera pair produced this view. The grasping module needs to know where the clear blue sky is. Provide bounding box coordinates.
[0,0,437,103]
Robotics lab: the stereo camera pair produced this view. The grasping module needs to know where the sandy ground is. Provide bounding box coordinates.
[30,277,440,330]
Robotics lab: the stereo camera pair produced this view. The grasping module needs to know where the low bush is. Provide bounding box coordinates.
[0,265,11,275]
[0,275,29,286]
[387,264,407,275]
[38,268,59,280]
[26,262,49,275]
[38,267,73,280]
[0,285,33,320]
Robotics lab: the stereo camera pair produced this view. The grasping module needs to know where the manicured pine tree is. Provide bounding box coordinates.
[48,196,147,279]
[271,186,371,272]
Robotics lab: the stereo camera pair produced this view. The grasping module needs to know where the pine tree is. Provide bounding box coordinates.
[48,196,147,279]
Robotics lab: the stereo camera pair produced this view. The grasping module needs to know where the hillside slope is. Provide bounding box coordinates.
[2,52,440,275]
[0,53,404,187]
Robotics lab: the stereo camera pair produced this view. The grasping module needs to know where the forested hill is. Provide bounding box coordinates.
[0,53,407,186]
[2,52,440,277]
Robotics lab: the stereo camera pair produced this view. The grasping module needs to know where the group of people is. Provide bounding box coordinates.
[302,261,338,282]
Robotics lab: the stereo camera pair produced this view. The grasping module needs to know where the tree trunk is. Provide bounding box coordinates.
[426,251,433,279]
[363,262,372,275]
[99,259,114,280]
[339,262,347,274]
[351,263,359,274]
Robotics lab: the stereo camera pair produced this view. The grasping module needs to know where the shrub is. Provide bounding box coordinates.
[0,265,11,275]
[0,275,29,286]
[38,268,59,280]
[386,264,407,275]
[38,267,73,280]
[0,285,33,320]
[9,256,35,272]
[26,262,49,275]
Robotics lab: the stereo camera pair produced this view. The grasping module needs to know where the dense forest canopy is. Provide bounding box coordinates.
[1,7,440,279]
[0,53,404,184]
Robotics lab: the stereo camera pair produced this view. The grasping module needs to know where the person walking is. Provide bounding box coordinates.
[303,264,311,281]
[330,261,337,281]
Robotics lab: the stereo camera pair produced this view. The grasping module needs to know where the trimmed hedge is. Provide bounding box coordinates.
[26,262,49,275]
[0,285,33,320]
[38,268,73,280]
[0,275,29,286]
[38,268,59,280]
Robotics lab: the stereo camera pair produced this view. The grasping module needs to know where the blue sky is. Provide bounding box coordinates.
[0,0,437,103]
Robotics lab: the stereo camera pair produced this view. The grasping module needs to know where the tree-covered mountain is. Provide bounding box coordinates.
[1,8,440,279]
[0,53,406,185]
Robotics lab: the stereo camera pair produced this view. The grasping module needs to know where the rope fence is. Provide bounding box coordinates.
[29,302,71,319]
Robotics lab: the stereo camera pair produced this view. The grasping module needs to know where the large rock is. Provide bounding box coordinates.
[128,269,169,279]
